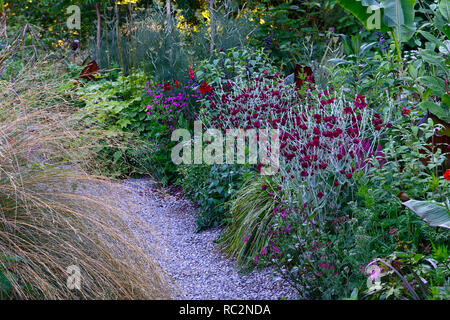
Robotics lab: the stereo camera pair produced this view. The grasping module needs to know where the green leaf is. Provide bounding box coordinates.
[337,0,389,31]
[419,30,442,47]
[423,88,434,100]
[439,0,450,21]
[337,0,416,41]
[417,76,446,96]
[418,49,447,72]
[442,93,450,107]
[403,199,450,229]
[116,118,131,129]
[408,63,418,79]
[443,24,450,38]
[413,254,424,263]
[350,287,359,300]
[113,151,122,163]
[328,58,352,65]
[439,40,450,56]
[419,101,447,120]
[382,0,417,41]
[0,271,13,295]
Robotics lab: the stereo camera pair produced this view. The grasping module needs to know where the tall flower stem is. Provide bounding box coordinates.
[390,29,403,71]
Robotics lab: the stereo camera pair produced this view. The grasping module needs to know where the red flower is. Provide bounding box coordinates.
[199,81,213,95]
[444,170,450,181]
[175,80,179,88]
[164,82,171,91]
[189,67,195,79]
[256,163,263,172]
[343,106,353,114]
[317,192,324,199]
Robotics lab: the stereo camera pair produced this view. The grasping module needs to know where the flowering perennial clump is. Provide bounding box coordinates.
[145,80,194,133]
[200,73,392,213]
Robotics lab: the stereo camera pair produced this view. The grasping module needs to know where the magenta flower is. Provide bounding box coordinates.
[368,265,382,282]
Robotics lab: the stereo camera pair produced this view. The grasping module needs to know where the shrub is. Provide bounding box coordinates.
[257,202,364,299]
[257,113,450,299]
[78,71,192,183]
[179,163,253,231]
[195,46,277,90]
[248,1,354,70]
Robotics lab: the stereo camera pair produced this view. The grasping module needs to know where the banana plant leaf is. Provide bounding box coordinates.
[382,0,417,41]
[337,0,389,32]
[337,0,417,41]
[402,199,450,229]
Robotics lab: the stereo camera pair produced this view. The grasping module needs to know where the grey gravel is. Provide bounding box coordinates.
[120,178,299,300]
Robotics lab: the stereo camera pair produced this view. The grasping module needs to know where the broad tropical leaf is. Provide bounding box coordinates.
[337,0,389,31]
[382,0,417,41]
[337,0,417,41]
[403,199,450,229]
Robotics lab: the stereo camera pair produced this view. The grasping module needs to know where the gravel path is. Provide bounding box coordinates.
[120,178,298,300]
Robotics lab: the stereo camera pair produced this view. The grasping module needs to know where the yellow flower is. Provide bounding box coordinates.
[259,18,265,24]
[117,0,138,5]
[201,10,209,19]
